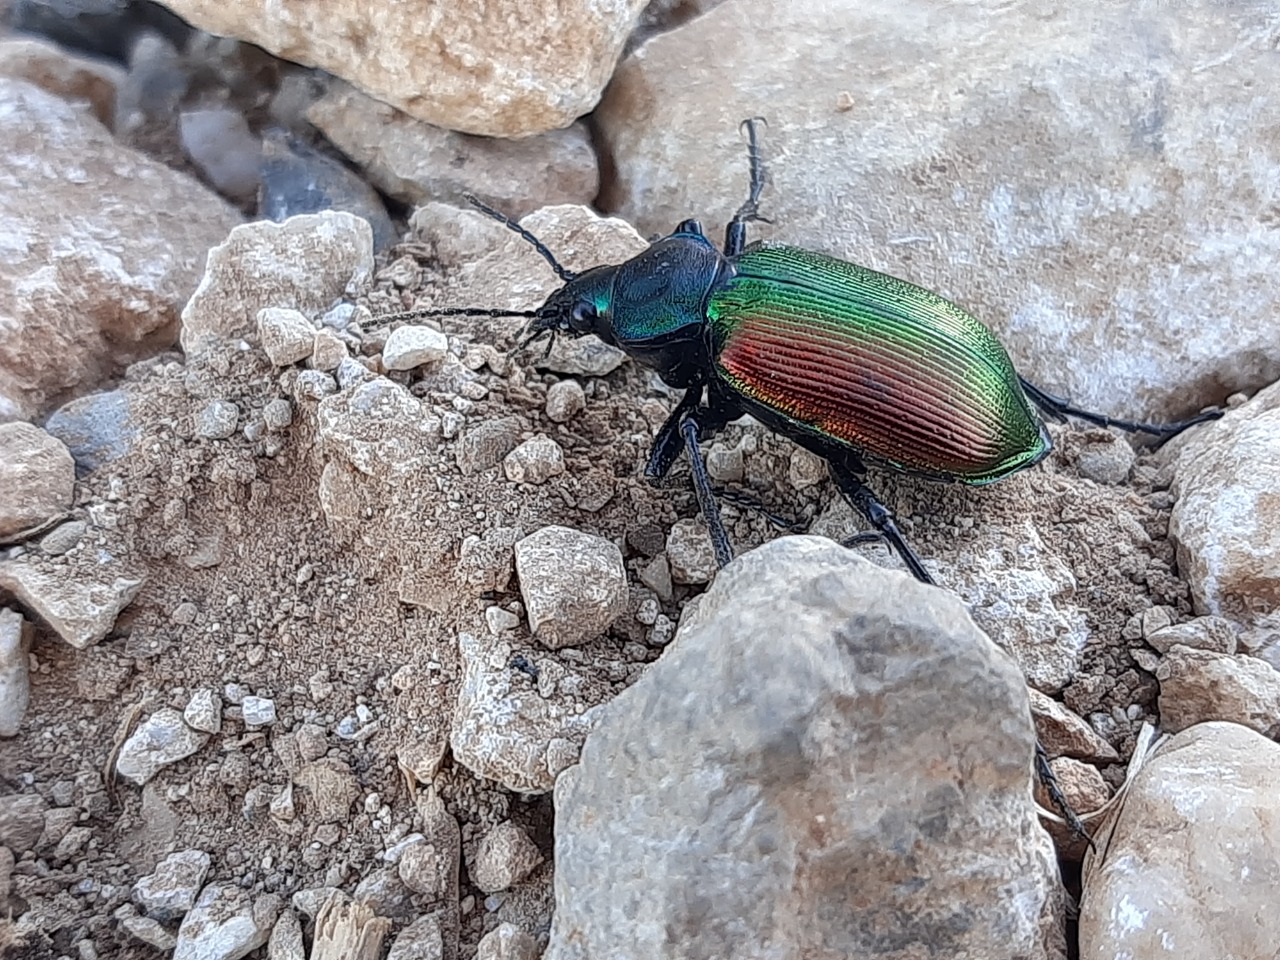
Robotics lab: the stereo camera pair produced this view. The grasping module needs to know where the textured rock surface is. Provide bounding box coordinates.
[133,849,212,922]
[43,389,143,475]
[0,36,122,126]
[180,212,374,356]
[307,81,599,215]
[1157,645,1280,736]
[0,560,144,649]
[598,0,1280,420]
[1167,381,1280,650]
[0,607,32,738]
[1080,722,1280,960]
[469,821,544,893]
[546,535,1064,960]
[173,884,280,960]
[515,526,627,649]
[0,78,241,419]
[115,708,209,785]
[157,0,649,136]
[0,422,75,540]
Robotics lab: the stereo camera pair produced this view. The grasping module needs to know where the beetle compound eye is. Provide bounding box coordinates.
[571,302,597,326]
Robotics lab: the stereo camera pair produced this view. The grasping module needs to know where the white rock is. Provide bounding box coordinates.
[665,518,717,585]
[133,849,212,922]
[317,379,442,479]
[503,435,566,485]
[383,324,449,371]
[0,561,144,649]
[197,400,240,440]
[115,708,209,785]
[476,923,539,960]
[256,307,315,366]
[309,328,349,371]
[173,885,279,960]
[0,608,32,737]
[262,399,293,432]
[515,526,627,649]
[0,422,75,539]
[241,696,277,727]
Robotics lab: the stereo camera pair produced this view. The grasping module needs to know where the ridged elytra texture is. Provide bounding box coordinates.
[710,244,1048,482]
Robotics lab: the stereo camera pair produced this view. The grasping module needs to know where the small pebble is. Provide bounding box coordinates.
[197,400,240,440]
[476,922,539,960]
[183,688,222,735]
[503,436,566,485]
[295,370,338,400]
[40,520,88,556]
[666,519,718,584]
[242,696,277,727]
[310,329,350,371]
[706,441,744,483]
[384,325,449,370]
[470,822,543,893]
[544,379,585,423]
[485,606,520,635]
[262,399,293,432]
[256,307,315,366]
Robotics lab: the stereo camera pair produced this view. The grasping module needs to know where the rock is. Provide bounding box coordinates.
[544,379,585,423]
[450,631,596,793]
[180,211,374,357]
[597,0,1280,421]
[262,399,293,432]
[197,399,240,440]
[160,0,648,136]
[470,822,544,894]
[183,689,222,735]
[133,849,212,922]
[706,441,744,484]
[1074,434,1135,485]
[1145,616,1237,655]
[0,846,11,903]
[310,894,391,960]
[787,446,826,489]
[398,841,446,898]
[309,329,349,372]
[43,389,142,474]
[178,107,261,207]
[485,606,521,636]
[476,923,539,960]
[0,608,33,737]
[0,78,241,420]
[1035,757,1111,857]
[944,519,1087,693]
[267,910,305,960]
[52,824,91,860]
[0,36,122,126]
[241,696,277,727]
[1168,381,1280,639]
[1079,722,1280,960]
[0,560,144,648]
[457,416,524,477]
[0,422,75,540]
[317,379,442,479]
[1029,689,1119,762]
[638,554,673,603]
[383,325,449,371]
[545,536,1064,960]
[257,308,317,366]
[123,915,178,951]
[293,758,359,823]
[0,794,46,853]
[538,336,627,378]
[503,435,566,485]
[40,519,88,556]
[515,526,627,649]
[386,914,444,960]
[259,130,396,252]
[173,884,279,960]
[115,708,210,785]
[664,518,717,585]
[456,526,521,595]
[295,370,339,402]
[307,80,598,216]
[291,887,344,920]
[352,867,415,923]
[1157,645,1280,736]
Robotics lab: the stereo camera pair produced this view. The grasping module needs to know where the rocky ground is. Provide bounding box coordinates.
[3,2,1280,960]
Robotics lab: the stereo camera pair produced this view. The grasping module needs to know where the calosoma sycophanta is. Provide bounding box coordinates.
[393,119,1222,588]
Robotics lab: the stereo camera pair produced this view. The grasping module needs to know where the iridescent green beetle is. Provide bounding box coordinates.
[402,119,1220,586]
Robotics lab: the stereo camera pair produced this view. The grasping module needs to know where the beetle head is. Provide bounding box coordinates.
[517,265,619,353]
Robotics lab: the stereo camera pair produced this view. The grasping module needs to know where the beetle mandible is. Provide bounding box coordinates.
[393,118,1221,586]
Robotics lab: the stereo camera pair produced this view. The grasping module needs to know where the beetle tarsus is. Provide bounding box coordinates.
[1019,377,1224,440]
[829,466,936,585]
[840,531,888,548]
[725,117,772,255]
[680,415,735,568]
[1035,741,1094,847]
[714,487,808,534]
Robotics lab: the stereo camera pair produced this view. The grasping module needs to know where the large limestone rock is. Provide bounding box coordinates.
[1080,722,1280,960]
[545,535,1065,960]
[596,0,1280,420]
[0,78,241,420]
[156,0,649,137]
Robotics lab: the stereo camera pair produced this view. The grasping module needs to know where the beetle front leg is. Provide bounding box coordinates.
[644,385,704,481]
[1019,377,1223,440]
[828,464,936,586]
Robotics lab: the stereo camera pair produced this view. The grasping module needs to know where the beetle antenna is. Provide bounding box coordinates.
[381,307,539,323]
[463,193,578,283]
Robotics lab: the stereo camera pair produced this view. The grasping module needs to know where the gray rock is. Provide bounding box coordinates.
[179,107,261,207]
[158,0,648,137]
[317,379,442,479]
[197,399,240,440]
[256,307,316,366]
[1145,616,1237,655]
[173,884,279,960]
[133,849,212,922]
[0,794,46,853]
[705,441,743,484]
[544,379,585,423]
[1079,722,1280,960]
[1157,645,1280,737]
[241,695,277,727]
[122,915,177,951]
[309,328,349,372]
[664,518,717,585]
[308,80,598,216]
[44,389,142,475]
[597,0,1280,421]
[503,435,566,485]
[383,324,449,371]
[262,399,293,432]
[0,608,32,737]
[398,840,445,898]
[294,369,338,401]
[352,866,415,923]
[457,416,523,477]
[0,560,144,648]
[115,708,209,785]
[515,525,627,649]
[450,631,596,793]
[0,78,241,420]
[476,923,539,960]
[545,535,1064,960]
[180,210,373,357]
[470,822,543,894]
[0,422,75,539]
[537,336,626,378]
[1075,434,1135,485]
[267,910,305,960]
[183,688,222,734]
[386,915,444,960]
[40,519,88,555]
[1168,381,1280,644]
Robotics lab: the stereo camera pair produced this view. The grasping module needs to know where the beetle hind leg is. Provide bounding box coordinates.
[1019,377,1223,440]
[828,465,936,586]
[679,416,734,568]
[725,117,772,256]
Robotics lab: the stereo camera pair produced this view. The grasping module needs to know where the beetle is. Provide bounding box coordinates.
[393,118,1221,587]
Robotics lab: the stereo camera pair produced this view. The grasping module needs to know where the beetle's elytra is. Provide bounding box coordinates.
[392,118,1221,586]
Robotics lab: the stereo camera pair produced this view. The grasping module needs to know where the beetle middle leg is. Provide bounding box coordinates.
[827,463,936,586]
[1019,377,1222,439]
